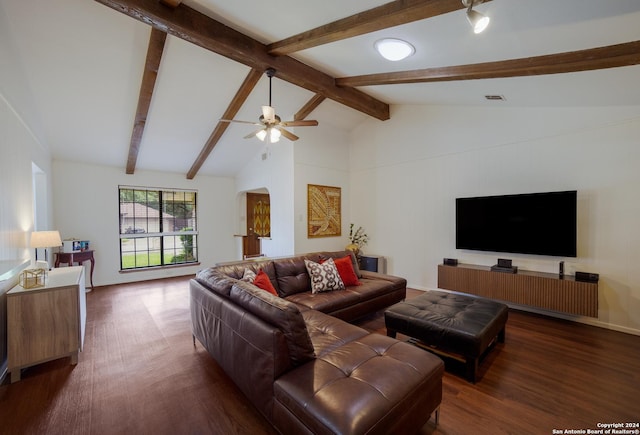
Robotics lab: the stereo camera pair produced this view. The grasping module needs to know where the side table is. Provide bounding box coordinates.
[55,249,95,289]
[7,266,87,382]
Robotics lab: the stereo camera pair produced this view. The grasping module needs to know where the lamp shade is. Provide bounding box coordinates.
[269,128,281,143]
[30,231,62,248]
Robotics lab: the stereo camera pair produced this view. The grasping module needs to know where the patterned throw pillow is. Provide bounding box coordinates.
[241,268,256,283]
[304,258,345,294]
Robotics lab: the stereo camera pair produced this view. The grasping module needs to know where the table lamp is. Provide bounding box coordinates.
[30,230,62,269]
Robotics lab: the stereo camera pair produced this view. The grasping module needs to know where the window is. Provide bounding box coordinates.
[119,187,198,270]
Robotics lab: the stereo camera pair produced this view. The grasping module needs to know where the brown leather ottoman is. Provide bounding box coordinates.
[385,290,508,382]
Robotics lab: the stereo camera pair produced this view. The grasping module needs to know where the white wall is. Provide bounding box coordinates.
[234,127,352,258]
[0,96,49,267]
[293,127,352,254]
[350,104,640,335]
[236,140,295,258]
[0,6,54,268]
[52,161,236,286]
[0,75,53,380]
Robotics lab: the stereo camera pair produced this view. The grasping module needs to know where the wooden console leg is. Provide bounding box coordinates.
[386,329,397,338]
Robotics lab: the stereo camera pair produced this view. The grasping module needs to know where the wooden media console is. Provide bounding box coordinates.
[437,264,598,317]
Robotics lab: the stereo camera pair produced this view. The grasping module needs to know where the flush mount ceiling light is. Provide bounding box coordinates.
[462,0,490,34]
[374,38,415,61]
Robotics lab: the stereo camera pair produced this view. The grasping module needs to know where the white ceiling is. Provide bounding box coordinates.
[3,0,640,177]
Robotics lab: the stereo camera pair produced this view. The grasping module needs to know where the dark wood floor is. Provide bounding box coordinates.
[1,276,638,435]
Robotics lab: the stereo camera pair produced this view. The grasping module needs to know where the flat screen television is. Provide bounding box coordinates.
[456,190,577,257]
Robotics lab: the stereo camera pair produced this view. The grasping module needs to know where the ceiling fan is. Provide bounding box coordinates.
[220,68,318,142]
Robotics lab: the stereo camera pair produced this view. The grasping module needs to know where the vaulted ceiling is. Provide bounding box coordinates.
[3,0,640,178]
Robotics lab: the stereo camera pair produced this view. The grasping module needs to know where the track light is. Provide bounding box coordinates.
[462,0,490,34]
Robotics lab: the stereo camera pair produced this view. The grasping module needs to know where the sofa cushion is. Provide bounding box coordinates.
[230,281,315,367]
[301,309,369,358]
[348,276,403,299]
[286,288,361,314]
[274,256,312,297]
[273,334,444,435]
[305,258,345,294]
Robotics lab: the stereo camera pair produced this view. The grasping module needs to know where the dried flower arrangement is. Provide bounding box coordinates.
[348,223,369,249]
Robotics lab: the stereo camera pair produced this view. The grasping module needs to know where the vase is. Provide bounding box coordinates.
[345,243,360,256]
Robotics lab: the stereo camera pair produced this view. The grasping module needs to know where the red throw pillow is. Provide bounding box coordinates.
[253,270,278,296]
[323,255,361,286]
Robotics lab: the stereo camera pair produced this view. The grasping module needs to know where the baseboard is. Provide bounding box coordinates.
[408,284,640,337]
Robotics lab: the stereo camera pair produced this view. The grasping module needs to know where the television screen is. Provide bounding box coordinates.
[456,190,577,257]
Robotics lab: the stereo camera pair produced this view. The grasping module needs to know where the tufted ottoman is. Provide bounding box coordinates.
[385,290,508,382]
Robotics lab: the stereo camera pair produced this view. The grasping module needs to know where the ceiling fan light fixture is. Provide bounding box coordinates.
[269,128,281,143]
[262,105,276,123]
[374,38,415,61]
[255,127,281,143]
[256,129,267,141]
[221,68,317,142]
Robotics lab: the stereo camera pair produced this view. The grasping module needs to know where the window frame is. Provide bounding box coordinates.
[118,186,198,271]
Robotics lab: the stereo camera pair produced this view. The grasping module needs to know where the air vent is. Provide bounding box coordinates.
[485,95,506,101]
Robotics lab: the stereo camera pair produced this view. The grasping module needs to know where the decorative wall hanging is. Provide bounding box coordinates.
[307,184,341,238]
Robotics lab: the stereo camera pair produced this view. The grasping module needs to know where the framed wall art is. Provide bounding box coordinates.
[307,184,341,238]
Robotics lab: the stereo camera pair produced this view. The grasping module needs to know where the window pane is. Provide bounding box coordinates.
[163,234,197,265]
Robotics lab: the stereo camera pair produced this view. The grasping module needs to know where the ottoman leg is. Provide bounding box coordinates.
[498,327,506,343]
[466,357,479,383]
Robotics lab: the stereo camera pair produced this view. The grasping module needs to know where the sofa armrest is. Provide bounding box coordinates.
[190,279,296,421]
[230,281,315,367]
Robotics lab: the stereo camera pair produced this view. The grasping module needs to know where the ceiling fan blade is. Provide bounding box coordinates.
[262,106,276,123]
[243,128,265,140]
[278,127,299,141]
[220,118,262,126]
[280,120,319,127]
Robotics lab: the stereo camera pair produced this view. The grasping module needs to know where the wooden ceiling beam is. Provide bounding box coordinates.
[126,27,166,174]
[336,40,640,87]
[94,0,389,121]
[294,94,326,121]
[186,69,262,180]
[267,0,490,56]
[159,0,181,7]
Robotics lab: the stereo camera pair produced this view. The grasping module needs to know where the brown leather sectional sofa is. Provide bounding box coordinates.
[190,250,444,434]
